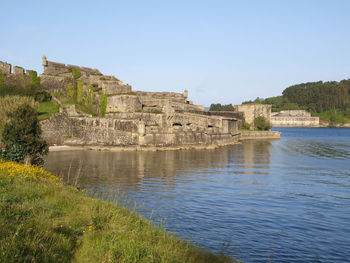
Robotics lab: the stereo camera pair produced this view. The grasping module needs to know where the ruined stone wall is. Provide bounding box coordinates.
[240,131,281,140]
[0,61,11,74]
[271,110,319,127]
[0,61,37,76]
[41,114,140,145]
[235,104,271,127]
[42,56,101,76]
[41,57,133,99]
[136,91,204,111]
[271,116,319,127]
[107,95,142,113]
[39,57,242,147]
[0,60,39,88]
[272,110,311,117]
[41,112,240,147]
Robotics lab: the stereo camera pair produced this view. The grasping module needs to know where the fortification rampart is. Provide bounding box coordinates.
[234,104,271,128]
[0,61,37,76]
[271,110,319,127]
[41,113,240,147]
[42,56,101,76]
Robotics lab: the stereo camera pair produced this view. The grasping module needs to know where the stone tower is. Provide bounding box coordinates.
[42,56,47,66]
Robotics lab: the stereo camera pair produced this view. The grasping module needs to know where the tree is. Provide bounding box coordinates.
[1,105,48,166]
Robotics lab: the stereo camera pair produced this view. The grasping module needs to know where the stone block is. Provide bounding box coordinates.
[107,95,142,113]
[0,61,11,74]
[13,66,24,75]
[99,80,131,95]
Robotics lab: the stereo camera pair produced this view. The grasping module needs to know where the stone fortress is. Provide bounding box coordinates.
[1,57,292,149]
[37,57,242,148]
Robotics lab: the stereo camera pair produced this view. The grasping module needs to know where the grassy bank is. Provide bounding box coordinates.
[0,160,236,263]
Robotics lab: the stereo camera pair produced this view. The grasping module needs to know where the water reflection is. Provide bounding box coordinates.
[46,140,273,190]
[45,128,350,263]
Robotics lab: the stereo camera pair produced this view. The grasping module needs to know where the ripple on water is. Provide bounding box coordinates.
[45,128,350,262]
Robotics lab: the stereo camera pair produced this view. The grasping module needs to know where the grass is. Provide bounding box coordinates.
[0,160,237,263]
[37,101,60,120]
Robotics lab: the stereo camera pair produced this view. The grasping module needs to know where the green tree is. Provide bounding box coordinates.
[1,105,48,166]
[209,103,235,111]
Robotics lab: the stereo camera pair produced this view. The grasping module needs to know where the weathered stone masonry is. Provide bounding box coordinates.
[271,110,319,127]
[39,57,240,147]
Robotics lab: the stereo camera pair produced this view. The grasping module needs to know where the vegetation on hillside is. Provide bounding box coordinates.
[243,79,350,124]
[0,160,236,263]
[54,68,99,116]
[0,69,59,124]
[0,69,51,102]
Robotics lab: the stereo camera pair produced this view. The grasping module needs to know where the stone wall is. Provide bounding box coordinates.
[0,61,39,88]
[41,112,240,147]
[240,131,281,140]
[38,57,246,148]
[272,110,311,117]
[42,56,101,76]
[0,61,36,76]
[235,104,271,127]
[0,61,11,74]
[271,110,319,127]
[271,116,319,127]
[41,114,140,145]
[106,95,142,113]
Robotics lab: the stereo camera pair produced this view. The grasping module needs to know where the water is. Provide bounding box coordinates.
[45,128,350,262]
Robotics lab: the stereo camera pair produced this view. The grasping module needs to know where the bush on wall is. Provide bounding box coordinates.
[253,116,271,131]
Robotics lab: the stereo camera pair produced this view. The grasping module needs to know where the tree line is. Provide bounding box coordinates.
[241,79,350,115]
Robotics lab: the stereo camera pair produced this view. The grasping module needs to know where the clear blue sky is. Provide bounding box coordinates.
[1,0,350,106]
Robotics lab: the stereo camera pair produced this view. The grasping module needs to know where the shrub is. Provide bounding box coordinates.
[29,71,40,86]
[99,91,107,117]
[71,68,81,80]
[77,81,83,103]
[253,116,271,131]
[67,83,75,102]
[35,90,52,102]
[85,85,94,107]
[0,69,4,88]
[240,122,250,131]
[0,96,37,124]
[1,105,48,166]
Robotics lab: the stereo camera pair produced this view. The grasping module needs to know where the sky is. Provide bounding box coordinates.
[1,0,350,106]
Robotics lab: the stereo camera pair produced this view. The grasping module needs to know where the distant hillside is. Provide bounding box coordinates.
[243,79,350,124]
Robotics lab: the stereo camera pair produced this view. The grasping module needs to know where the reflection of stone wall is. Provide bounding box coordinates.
[271,110,319,127]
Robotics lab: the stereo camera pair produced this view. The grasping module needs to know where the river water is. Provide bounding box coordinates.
[45,128,350,262]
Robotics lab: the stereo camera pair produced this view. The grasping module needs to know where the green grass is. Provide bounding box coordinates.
[37,101,60,120]
[0,160,237,263]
